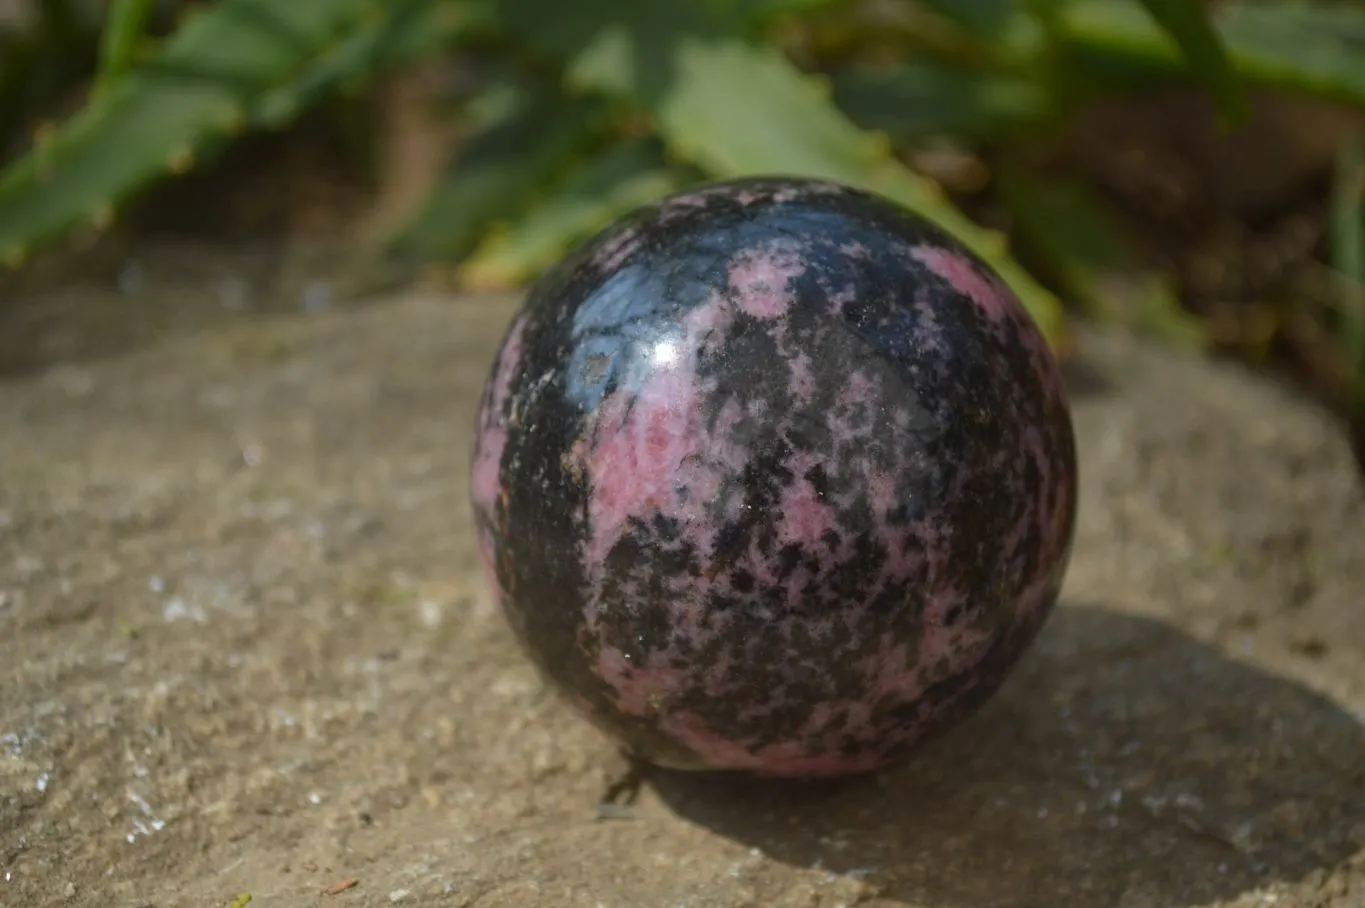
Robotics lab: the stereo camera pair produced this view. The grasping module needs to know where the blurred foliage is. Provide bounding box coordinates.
[0,0,1363,405]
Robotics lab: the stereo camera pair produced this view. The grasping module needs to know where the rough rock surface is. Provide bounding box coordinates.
[1,257,1363,908]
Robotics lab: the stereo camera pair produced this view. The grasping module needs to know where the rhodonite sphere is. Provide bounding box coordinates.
[470,176,1077,777]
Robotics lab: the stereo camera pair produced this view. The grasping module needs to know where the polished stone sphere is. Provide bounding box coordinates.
[471,176,1077,777]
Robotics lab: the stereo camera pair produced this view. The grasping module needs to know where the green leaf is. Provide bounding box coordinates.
[0,0,454,264]
[459,138,686,288]
[496,1,1067,343]
[1131,0,1245,121]
[250,0,471,128]
[732,0,857,22]
[386,88,610,263]
[1334,134,1365,287]
[501,0,724,101]
[1332,133,1365,398]
[995,162,1132,305]
[650,40,882,177]
[832,60,1053,141]
[644,37,1069,347]
[95,0,155,91]
[365,0,495,71]
[1062,0,1365,107]
[0,3,103,150]
[1217,2,1365,108]
[995,162,1206,347]
[916,0,1020,42]
[496,0,715,61]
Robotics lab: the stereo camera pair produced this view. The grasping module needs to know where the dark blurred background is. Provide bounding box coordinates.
[1,0,1362,461]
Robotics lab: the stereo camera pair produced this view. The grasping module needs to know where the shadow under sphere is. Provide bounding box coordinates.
[650,605,1365,908]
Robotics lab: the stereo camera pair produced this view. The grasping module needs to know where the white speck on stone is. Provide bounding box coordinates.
[1142,794,1167,812]
[129,790,154,815]
[35,772,49,793]
[123,786,169,843]
[163,597,206,623]
[1108,789,1123,807]
[240,442,267,468]
[308,792,323,805]
[149,576,165,593]
[388,888,410,903]
[418,599,443,628]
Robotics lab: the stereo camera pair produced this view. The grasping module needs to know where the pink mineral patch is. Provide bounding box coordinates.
[471,314,528,518]
[726,244,806,320]
[578,366,700,573]
[910,245,1020,323]
[910,243,1069,406]
[592,227,643,273]
[827,286,856,316]
[572,293,747,613]
[772,180,847,204]
[647,594,987,776]
[776,449,838,552]
[594,646,690,717]
[788,350,815,403]
[658,709,888,776]
[918,591,992,672]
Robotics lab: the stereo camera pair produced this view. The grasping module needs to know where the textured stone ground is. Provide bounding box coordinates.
[1,252,1362,908]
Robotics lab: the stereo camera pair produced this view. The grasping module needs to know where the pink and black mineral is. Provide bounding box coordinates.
[471,176,1078,779]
